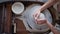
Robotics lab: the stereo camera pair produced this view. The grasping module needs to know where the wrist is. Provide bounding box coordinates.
[39,6,44,12]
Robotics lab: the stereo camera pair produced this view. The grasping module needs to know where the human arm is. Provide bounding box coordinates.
[33,0,58,18]
[46,21,60,34]
[36,19,60,34]
[40,0,58,11]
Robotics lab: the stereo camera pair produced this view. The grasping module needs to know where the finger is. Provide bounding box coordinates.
[37,20,44,24]
[33,12,37,17]
[37,19,46,21]
[33,14,38,20]
[36,19,43,22]
[34,20,38,24]
[36,13,40,18]
[33,15,38,24]
[36,19,47,23]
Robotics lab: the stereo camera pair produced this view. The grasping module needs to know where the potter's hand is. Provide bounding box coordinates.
[36,19,47,24]
[33,9,41,19]
[33,13,47,24]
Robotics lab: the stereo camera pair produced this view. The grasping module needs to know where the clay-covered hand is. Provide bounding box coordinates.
[33,9,41,19]
[36,19,47,24]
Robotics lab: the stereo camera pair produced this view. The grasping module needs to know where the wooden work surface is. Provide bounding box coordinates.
[14,18,28,34]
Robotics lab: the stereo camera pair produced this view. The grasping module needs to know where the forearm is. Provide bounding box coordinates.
[46,21,60,34]
[40,0,58,11]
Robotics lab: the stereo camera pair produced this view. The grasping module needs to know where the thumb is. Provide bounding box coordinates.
[36,13,40,19]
